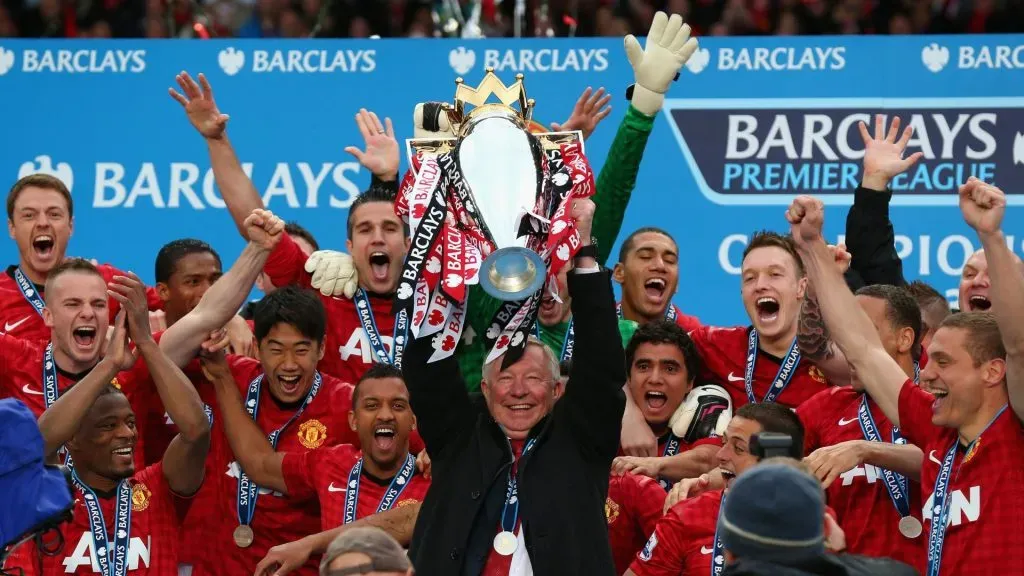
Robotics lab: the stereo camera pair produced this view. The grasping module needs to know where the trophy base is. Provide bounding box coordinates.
[480,247,547,301]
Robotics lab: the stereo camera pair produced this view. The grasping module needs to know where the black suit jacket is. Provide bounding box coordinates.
[406,269,626,576]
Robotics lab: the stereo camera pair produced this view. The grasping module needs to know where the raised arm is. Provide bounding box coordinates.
[36,314,133,456]
[159,209,284,368]
[110,272,210,496]
[797,247,853,386]
[788,196,908,424]
[170,72,262,236]
[404,325,474,459]
[201,351,288,494]
[844,115,922,289]
[561,200,627,461]
[959,178,1024,419]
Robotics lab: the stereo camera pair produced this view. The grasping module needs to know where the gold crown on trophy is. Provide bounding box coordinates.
[442,68,535,136]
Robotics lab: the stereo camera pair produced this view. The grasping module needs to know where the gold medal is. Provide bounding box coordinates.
[898,516,922,539]
[493,531,517,556]
[233,524,255,548]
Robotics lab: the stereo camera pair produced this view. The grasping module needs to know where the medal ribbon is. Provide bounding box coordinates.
[616,302,679,324]
[353,289,408,370]
[500,438,537,536]
[857,395,911,520]
[14,267,46,317]
[42,342,59,409]
[343,452,416,525]
[657,433,682,491]
[72,470,132,576]
[926,404,1007,576]
[710,492,726,576]
[236,372,323,529]
[743,329,801,404]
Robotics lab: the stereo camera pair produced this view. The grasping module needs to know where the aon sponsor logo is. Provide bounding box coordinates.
[62,534,151,573]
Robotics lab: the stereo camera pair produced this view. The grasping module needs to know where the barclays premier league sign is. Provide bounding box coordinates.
[0,35,1021,325]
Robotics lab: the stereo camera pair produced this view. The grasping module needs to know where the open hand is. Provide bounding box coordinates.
[859,114,924,191]
[104,311,138,371]
[107,272,153,344]
[344,108,399,181]
[623,11,699,115]
[169,72,228,140]
[804,440,866,489]
[550,87,612,141]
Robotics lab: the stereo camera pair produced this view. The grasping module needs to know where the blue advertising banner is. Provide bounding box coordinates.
[0,35,1021,325]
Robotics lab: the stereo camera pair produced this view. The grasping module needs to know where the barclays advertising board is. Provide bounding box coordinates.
[0,35,1021,325]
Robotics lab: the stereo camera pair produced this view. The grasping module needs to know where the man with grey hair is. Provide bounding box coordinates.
[404,198,627,575]
[320,527,413,576]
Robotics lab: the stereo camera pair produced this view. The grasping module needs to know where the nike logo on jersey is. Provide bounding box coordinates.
[21,383,44,396]
[2,316,29,333]
[327,483,347,493]
[838,417,857,426]
[726,372,744,382]
[701,546,713,555]
[929,450,943,465]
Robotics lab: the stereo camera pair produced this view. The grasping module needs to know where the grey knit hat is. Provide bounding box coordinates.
[720,462,825,565]
[319,527,412,575]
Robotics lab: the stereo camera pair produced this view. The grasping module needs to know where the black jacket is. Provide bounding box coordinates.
[723,554,919,576]
[406,269,626,576]
[844,186,906,290]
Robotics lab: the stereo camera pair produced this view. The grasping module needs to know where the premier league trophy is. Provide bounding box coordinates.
[394,68,596,364]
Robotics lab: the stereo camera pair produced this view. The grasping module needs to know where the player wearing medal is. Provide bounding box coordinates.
[5,270,211,575]
[612,321,729,485]
[170,74,407,383]
[204,359,428,531]
[786,187,1024,576]
[625,403,805,576]
[797,284,926,568]
[1,173,163,343]
[0,259,144,420]
[613,227,700,332]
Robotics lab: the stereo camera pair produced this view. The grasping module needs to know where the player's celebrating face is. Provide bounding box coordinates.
[740,232,805,343]
[614,228,679,322]
[626,321,698,435]
[6,174,73,283]
[155,239,223,325]
[43,260,109,372]
[919,314,1006,430]
[350,364,417,475]
[481,340,563,440]
[959,250,991,312]
[253,286,327,404]
[66,387,138,486]
[346,188,409,295]
[716,416,762,487]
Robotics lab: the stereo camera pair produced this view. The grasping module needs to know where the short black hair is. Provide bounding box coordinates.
[855,284,923,359]
[347,184,401,238]
[285,221,320,252]
[154,239,222,284]
[906,279,951,335]
[742,230,804,276]
[253,286,326,345]
[617,226,677,263]
[734,402,804,460]
[624,320,701,382]
[353,363,406,403]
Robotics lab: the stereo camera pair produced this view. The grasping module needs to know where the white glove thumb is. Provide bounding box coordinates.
[623,35,643,70]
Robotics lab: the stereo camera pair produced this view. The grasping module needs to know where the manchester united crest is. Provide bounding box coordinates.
[808,365,828,384]
[110,377,121,390]
[132,482,151,512]
[298,419,328,449]
[605,498,620,525]
[964,438,981,464]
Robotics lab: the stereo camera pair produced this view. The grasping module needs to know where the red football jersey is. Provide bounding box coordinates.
[263,233,397,383]
[798,386,923,568]
[898,380,1024,575]
[618,432,722,459]
[689,325,830,410]
[629,489,723,576]
[6,464,187,575]
[606,473,667,575]
[281,444,429,531]
[182,356,358,576]
[0,264,162,344]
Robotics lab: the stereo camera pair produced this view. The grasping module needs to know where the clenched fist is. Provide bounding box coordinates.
[786,195,825,247]
[244,209,286,251]
[959,177,1006,236]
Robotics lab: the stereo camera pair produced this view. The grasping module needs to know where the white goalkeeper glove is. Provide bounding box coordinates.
[304,250,358,299]
[413,102,454,139]
[669,384,732,443]
[623,11,699,116]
